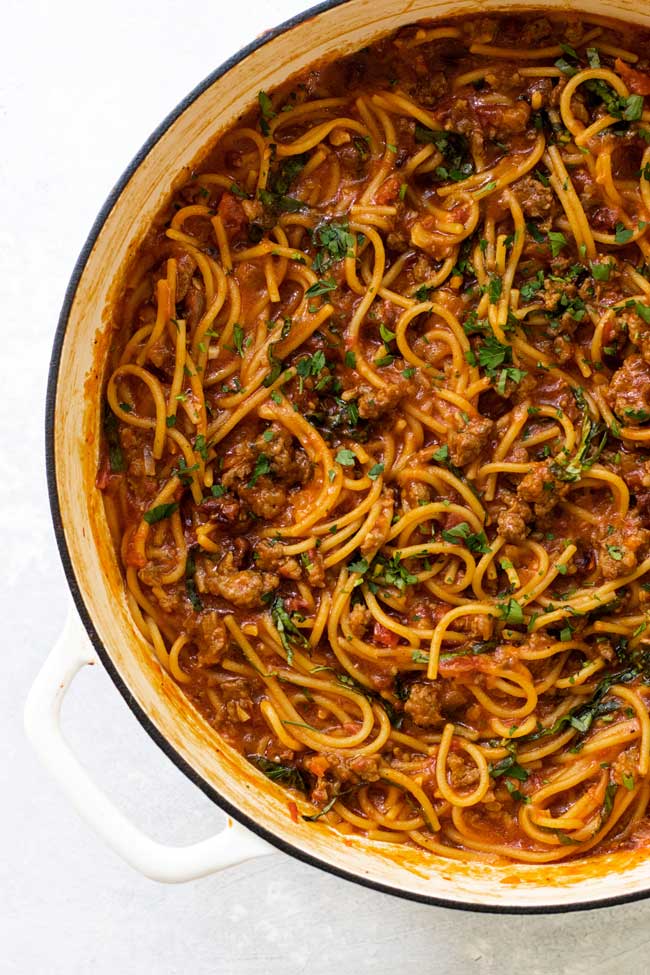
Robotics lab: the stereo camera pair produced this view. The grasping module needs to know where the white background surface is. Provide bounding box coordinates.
[5,1,650,971]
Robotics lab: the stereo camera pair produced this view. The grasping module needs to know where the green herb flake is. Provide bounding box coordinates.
[348,557,369,575]
[232,323,245,357]
[490,754,529,782]
[497,599,524,625]
[335,448,356,467]
[143,502,179,525]
[487,275,503,304]
[413,125,474,182]
[615,222,633,245]
[548,230,568,258]
[249,755,306,792]
[305,277,337,298]
[441,522,490,554]
[270,595,308,664]
[432,445,449,463]
[248,453,272,487]
[257,90,276,135]
[103,410,125,473]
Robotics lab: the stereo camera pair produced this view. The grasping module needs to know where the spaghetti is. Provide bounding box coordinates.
[100,12,650,864]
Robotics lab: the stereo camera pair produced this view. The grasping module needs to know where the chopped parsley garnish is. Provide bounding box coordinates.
[441,522,490,554]
[614,222,633,245]
[497,598,524,625]
[550,415,607,482]
[296,349,327,386]
[548,230,568,257]
[173,457,199,486]
[378,554,418,591]
[433,445,449,463]
[478,335,511,371]
[348,557,370,574]
[623,94,644,121]
[257,90,276,135]
[603,782,618,819]
[635,301,650,323]
[379,323,396,343]
[474,332,526,392]
[248,453,272,486]
[526,221,545,244]
[335,448,356,466]
[591,261,613,281]
[103,409,124,473]
[413,125,474,182]
[143,502,179,525]
[259,187,305,213]
[487,275,502,304]
[262,343,283,388]
[624,408,650,423]
[312,220,355,272]
[305,277,337,298]
[194,434,208,461]
[232,323,245,357]
[520,270,545,301]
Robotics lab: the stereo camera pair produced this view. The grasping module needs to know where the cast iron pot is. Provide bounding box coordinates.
[26,0,650,913]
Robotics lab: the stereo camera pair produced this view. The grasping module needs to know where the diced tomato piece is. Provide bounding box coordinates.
[373,621,399,647]
[375,174,402,205]
[124,523,148,568]
[602,317,618,346]
[615,59,650,96]
[288,801,299,823]
[306,755,330,777]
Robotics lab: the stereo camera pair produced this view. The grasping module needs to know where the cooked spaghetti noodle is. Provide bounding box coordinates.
[100,12,650,863]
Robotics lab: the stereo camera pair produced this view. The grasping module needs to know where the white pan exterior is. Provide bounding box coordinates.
[50,0,650,911]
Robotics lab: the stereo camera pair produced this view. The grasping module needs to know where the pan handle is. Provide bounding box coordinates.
[24,608,274,882]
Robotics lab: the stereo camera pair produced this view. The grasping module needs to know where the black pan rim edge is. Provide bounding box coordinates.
[43,0,650,915]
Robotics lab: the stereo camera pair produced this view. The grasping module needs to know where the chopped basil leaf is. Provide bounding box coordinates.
[270,595,308,664]
[249,755,306,792]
